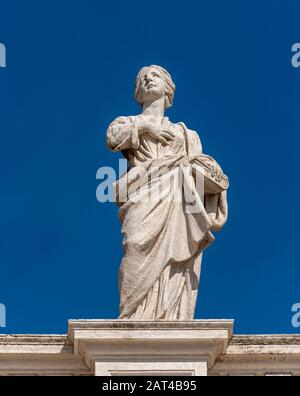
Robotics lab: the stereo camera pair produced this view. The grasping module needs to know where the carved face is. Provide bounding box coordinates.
[138,67,166,104]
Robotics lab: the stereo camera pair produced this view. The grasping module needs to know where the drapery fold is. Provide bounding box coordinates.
[106,117,228,319]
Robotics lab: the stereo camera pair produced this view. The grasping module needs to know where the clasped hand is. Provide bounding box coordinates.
[135,116,175,145]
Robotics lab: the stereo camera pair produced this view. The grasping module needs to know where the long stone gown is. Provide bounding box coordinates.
[106,115,228,320]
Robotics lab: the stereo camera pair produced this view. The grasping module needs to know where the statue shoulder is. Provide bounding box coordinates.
[176,122,203,154]
[176,122,201,140]
[109,115,136,125]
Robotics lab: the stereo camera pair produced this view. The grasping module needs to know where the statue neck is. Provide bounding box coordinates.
[142,97,165,118]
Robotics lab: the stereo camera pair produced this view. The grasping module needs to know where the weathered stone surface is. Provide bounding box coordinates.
[105,65,228,320]
[69,319,233,376]
[0,334,90,376]
[210,334,300,376]
[1,321,300,376]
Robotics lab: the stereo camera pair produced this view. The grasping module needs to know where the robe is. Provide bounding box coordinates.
[106,115,228,319]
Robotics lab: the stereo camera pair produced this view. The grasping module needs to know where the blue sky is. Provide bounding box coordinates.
[0,0,299,334]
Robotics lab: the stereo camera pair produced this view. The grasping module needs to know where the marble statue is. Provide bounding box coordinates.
[106,65,229,320]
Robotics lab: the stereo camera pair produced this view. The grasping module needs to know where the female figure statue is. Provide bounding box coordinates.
[106,65,228,320]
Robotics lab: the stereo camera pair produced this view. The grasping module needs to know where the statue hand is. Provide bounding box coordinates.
[147,123,175,145]
[136,117,175,145]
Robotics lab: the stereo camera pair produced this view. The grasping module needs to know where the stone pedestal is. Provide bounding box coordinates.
[68,320,234,376]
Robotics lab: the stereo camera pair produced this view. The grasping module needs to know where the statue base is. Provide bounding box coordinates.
[68,319,234,376]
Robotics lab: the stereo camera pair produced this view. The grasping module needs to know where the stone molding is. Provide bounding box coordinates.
[68,320,234,375]
[0,321,300,376]
[0,334,90,376]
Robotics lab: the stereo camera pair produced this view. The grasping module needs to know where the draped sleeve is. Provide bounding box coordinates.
[106,116,140,152]
[180,123,228,232]
[188,129,203,156]
[177,122,203,156]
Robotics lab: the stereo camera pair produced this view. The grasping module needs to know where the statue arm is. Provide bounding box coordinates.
[189,130,203,155]
[106,116,140,152]
[186,128,228,230]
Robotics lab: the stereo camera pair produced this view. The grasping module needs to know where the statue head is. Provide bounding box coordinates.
[134,65,176,110]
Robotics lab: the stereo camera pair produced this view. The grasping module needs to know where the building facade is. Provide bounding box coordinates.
[0,320,299,376]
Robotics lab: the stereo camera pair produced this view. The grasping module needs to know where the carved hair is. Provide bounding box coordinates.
[134,65,176,110]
